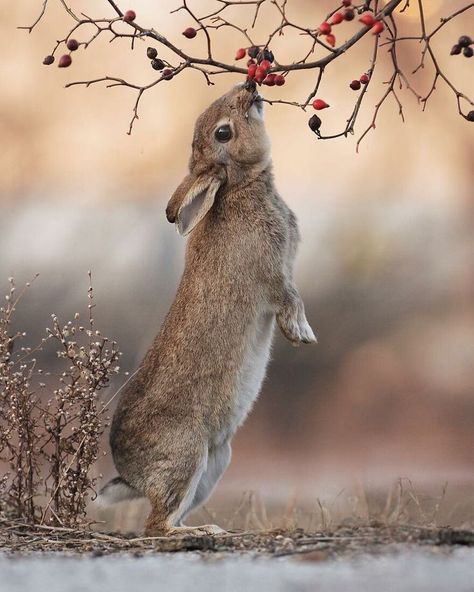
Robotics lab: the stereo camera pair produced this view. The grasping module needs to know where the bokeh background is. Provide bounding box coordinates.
[1,1,473,529]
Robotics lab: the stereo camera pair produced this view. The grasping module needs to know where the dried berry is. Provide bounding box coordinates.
[343,9,355,21]
[182,27,197,39]
[342,0,352,6]
[331,12,344,25]
[308,114,322,132]
[263,49,274,63]
[371,21,385,35]
[162,68,173,80]
[326,34,336,47]
[350,79,361,90]
[360,73,370,84]
[66,39,79,51]
[274,74,286,86]
[235,48,246,60]
[247,58,256,66]
[123,10,136,22]
[58,54,72,68]
[319,22,332,35]
[43,55,55,65]
[450,44,462,55]
[458,35,472,47]
[151,58,165,70]
[359,14,375,26]
[147,47,158,59]
[312,99,329,110]
[463,46,473,57]
[467,110,474,121]
[248,46,259,59]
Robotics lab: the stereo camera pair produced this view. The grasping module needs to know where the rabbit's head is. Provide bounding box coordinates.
[166,83,270,235]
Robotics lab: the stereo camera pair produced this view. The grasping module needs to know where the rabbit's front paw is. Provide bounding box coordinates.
[277,307,317,346]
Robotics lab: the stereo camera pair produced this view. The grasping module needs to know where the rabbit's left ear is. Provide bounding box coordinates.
[166,172,223,236]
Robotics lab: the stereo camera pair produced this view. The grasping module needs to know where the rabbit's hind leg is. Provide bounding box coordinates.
[177,440,232,528]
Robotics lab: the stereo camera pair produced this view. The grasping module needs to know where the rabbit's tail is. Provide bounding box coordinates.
[97,476,144,505]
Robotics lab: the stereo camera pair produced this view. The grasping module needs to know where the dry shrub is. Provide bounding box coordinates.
[0,275,122,526]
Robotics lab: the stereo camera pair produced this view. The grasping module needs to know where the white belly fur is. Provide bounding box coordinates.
[217,311,275,444]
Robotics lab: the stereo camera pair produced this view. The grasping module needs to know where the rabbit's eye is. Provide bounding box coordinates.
[215,124,232,143]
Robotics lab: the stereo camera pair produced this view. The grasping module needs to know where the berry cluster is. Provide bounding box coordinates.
[146,47,173,79]
[240,47,286,86]
[450,35,473,58]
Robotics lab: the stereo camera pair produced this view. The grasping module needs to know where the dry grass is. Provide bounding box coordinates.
[0,276,122,526]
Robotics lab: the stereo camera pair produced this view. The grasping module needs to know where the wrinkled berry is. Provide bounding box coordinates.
[458,35,472,47]
[162,68,173,80]
[248,46,259,59]
[450,44,462,55]
[350,79,361,90]
[263,49,274,63]
[343,9,355,21]
[66,39,79,51]
[147,47,158,59]
[467,110,474,121]
[342,0,352,6]
[151,58,165,70]
[463,46,473,57]
[183,27,197,39]
[308,114,322,132]
[123,10,136,22]
[43,55,55,65]
[58,54,72,68]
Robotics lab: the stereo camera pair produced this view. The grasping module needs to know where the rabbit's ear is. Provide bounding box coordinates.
[167,173,223,236]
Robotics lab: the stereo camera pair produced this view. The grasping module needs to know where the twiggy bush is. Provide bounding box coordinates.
[0,276,121,526]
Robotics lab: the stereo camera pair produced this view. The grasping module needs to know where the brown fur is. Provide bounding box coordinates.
[108,84,316,536]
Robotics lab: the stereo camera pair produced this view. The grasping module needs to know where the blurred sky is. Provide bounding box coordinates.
[1,1,474,503]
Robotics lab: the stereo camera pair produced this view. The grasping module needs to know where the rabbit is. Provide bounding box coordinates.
[101,82,316,537]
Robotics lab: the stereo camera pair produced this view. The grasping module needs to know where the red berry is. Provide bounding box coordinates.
[371,20,385,35]
[319,22,332,35]
[359,14,375,26]
[331,12,344,25]
[350,79,361,90]
[312,99,329,110]
[259,59,272,72]
[43,55,55,65]
[274,74,286,86]
[326,34,336,47]
[247,63,258,79]
[342,0,352,6]
[182,27,197,39]
[360,73,370,84]
[58,54,72,68]
[162,68,173,80]
[263,74,276,86]
[235,48,246,60]
[254,66,266,84]
[66,39,79,51]
[123,10,136,22]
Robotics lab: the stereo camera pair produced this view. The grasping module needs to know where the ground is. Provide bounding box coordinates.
[1,522,474,591]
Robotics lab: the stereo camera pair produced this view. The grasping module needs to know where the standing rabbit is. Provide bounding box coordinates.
[101,83,316,536]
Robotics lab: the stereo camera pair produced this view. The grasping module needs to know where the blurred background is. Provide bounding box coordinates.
[1,1,473,529]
